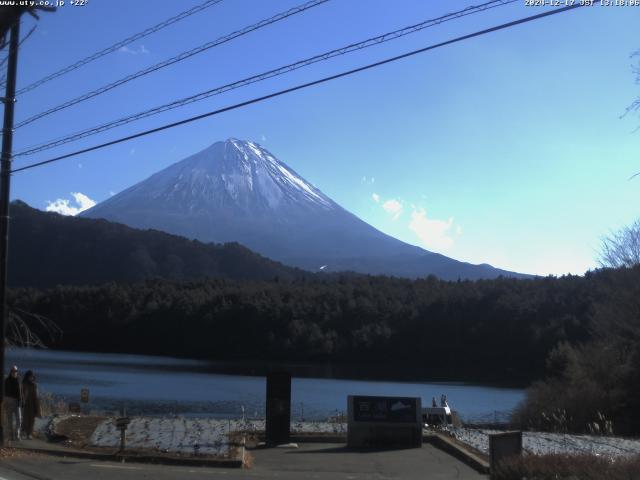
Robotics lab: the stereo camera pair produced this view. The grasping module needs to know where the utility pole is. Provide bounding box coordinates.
[0,5,54,446]
[0,18,20,447]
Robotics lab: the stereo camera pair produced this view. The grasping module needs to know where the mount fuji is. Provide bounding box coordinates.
[81,138,529,280]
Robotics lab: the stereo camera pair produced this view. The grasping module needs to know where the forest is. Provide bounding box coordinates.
[9,266,636,382]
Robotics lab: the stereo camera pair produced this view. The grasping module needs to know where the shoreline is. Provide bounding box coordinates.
[8,346,532,388]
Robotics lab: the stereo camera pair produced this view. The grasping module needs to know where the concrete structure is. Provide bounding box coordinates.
[489,431,522,472]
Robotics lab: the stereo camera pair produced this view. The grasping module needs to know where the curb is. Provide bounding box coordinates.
[424,433,490,474]
[249,434,347,444]
[290,434,346,443]
[14,445,244,469]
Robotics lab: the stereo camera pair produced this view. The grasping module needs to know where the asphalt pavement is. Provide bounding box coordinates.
[0,443,487,480]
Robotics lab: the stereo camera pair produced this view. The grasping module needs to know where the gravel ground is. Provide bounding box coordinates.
[452,427,640,458]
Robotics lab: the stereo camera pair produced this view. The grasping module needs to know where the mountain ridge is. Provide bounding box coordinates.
[7,200,307,288]
[82,138,531,280]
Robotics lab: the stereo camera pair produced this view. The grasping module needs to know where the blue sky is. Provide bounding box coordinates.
[7,0,640,276]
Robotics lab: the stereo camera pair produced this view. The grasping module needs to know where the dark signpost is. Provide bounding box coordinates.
[116,409,131,453]
[80,388,89,403]
[347,395,422,448]
[265,371,291,446]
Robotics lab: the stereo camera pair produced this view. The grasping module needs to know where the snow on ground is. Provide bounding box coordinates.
[91,417,239,456]
[40,415,640,460]
[89,418,347,456]
[33,417,50,436]
[248,420,347,435]
[452,427,640,458]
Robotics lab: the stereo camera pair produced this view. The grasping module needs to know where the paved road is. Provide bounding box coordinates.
[0,443,487,480]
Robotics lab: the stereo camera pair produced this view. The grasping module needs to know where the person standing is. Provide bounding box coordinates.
[4,365,22,441]
[21,370,41,440]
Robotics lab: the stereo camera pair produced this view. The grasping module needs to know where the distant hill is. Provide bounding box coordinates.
[8,200,305,288]
[82,138,532,280]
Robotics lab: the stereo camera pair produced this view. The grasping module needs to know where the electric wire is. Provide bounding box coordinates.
[0,24,37,134]
[14,0,517,157]
[5,0,225,95]
[0,23,36,70]
[13,0,330,130]
[11,4,584,174]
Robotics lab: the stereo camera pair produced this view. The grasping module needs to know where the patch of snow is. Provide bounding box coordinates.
[88,417,347,457]
[273,163,332,208]
[246,142,264,160]
[225,139,334,210]
[452,427,640,458]
[91,417,235,456]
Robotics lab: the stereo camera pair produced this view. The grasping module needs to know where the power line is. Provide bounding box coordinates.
[13,0,330,130]
[5,0,224,95]
[11,3,585,174]
[14,0,518,157]
[0,23,38,140]
[0,24,36,70]
[0,24,37,86]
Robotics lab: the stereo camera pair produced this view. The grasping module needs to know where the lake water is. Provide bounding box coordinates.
[7,348,524,422]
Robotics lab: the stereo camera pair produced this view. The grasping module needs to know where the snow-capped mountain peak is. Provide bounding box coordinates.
[81,138,530,280]
[148,138,334,214]
[225,138,334,210]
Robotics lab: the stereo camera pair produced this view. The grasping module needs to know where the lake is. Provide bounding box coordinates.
[7,348,524,422]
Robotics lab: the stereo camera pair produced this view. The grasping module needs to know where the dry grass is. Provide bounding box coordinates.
[0,447,37,459]
[39,391,68,416]
[50,416,106,447]
[243,449,254,469]
[492,453,640,480]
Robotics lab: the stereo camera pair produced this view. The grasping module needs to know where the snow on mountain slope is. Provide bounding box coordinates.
[82,139,530,280]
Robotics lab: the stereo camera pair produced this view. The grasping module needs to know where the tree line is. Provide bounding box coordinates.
[9,267,634,384]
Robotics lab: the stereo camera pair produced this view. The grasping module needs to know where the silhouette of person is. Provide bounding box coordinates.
[4,365,22,441]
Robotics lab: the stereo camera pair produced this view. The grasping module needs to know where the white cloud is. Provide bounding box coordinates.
[382,199,403,220]
[119,44,150,55]
[46,192,96,216]
[409,208,460,252]
[372,193,380,203]
[261,134,267,142]
[361,176,375,185]
[109,191,116,196]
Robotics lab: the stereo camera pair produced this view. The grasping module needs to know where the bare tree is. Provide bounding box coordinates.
[625,50,639,179]
[626,49,640,118]
[599,219,640,268]
[6,308,61,348]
